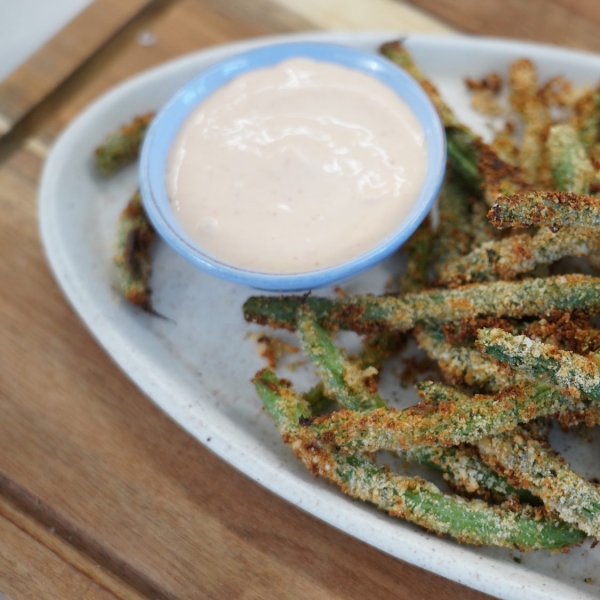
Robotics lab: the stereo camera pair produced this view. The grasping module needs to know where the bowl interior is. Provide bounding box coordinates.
[139,41,446,291]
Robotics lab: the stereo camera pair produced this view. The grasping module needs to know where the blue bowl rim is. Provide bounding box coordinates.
[139,41,446,291]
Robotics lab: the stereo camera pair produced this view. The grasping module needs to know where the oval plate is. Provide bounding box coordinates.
[39,32,600,600]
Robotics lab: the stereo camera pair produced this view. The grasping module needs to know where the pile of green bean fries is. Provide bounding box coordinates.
[95,41,600,550]
[244,41,600,550]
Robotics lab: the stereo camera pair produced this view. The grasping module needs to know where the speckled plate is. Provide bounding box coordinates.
[39,32,600,600]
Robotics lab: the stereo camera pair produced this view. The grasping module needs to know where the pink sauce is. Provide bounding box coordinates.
[166,58,428,273]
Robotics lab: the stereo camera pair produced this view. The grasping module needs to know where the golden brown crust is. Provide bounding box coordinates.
[120,112,154,137]
[466,73,502,94]
[523,312,600,355]
[442,316,518,345]
[489,191,599,228]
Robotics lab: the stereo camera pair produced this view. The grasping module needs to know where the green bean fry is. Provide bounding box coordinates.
[304,382,571,453]
[438,226,600,286]
[95,112,154,176]
[490,191,600,229]
[244,274,600,333]
[114,190,156,311]
[477,427,600,537]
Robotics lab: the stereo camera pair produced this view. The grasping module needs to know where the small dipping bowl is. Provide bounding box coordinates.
[139,42,446,291]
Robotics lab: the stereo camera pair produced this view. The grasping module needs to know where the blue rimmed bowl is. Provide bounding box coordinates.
[139,41,446,291]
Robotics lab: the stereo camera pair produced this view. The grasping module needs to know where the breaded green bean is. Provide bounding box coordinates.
[520,101,552,187]
[477,328,600,403]
[547,124,594,194]
[243,275,600,334]
[477,427,600,537]
[438,226,600,286]
[114,190,156,311]
[254,369,584,550]
[306,382,571,452]
[403,445,538,504]
[399,216,433,294]
[508,59,550,186]
[95,112,154,176]
[508,59,537,114]
[489,191,600,229]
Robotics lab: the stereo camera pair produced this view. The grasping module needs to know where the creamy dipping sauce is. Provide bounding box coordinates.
[166,58,428,273]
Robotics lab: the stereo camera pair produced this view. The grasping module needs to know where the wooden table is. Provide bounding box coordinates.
[1,1,599,598]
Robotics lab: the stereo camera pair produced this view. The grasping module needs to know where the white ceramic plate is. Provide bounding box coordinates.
[39,32,600,600]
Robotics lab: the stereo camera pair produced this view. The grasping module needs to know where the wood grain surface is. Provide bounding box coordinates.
[0,511,119,600]
[2,0,599,599]
[407,0,600,52]
[0,495,144,600]
[0,0,155,138]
